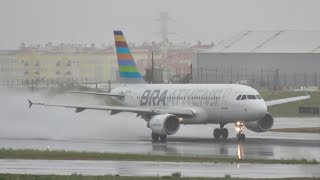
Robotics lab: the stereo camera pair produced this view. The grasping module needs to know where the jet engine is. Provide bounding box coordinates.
[244,112,274,132]
[148,114,180,135]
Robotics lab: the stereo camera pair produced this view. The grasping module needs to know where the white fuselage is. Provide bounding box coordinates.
[111,84,267,125]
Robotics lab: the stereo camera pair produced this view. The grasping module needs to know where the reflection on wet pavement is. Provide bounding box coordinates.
[0,136,318,161]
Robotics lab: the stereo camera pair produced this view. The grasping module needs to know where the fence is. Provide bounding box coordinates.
[192,67,319,90]
[1,79,116,92]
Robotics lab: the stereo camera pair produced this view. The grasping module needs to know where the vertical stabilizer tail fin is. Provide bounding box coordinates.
[114,31,146,84]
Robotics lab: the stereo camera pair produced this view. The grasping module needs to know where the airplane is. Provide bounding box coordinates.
[28,31,311,141]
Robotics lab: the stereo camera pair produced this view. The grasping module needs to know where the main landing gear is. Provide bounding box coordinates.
[151,132,167,142]
[235,121,245,141]
[213,123,229,139]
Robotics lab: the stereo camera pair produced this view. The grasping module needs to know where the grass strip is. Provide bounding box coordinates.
[270,127,320,134]
[0,174,318,180]
[0,148,317,164]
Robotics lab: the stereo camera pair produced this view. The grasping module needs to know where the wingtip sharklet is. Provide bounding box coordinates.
[27,99,33,109]
[305,91,310,97]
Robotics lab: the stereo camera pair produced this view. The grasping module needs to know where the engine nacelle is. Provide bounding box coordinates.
[245,112,274,132]
[148,114,180,135]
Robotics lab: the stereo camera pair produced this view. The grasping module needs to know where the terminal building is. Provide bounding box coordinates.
[192,31,320,90]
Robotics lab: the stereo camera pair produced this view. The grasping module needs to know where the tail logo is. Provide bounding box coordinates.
[114,31,142,79]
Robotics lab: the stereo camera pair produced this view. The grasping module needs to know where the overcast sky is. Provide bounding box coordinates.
[0,0,319,49]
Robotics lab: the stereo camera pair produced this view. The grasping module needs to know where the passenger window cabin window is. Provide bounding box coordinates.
[247,95,256,99]
[236,95,241,100]
[241,95,247,100]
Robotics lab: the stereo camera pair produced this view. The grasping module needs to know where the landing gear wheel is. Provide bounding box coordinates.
[159,135,167,141]
[221,128,228,139]
[151,132,159,141]
[213,128,221,139]
[240,134,245,141]
[237,133,246,141]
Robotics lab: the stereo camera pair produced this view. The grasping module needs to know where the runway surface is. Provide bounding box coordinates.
[0,137,319,161]
[1,159,319,178]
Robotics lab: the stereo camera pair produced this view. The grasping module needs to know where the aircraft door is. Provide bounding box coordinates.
[220,88,234,121]
[229,92,248,122]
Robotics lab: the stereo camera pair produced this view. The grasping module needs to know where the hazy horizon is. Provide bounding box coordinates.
[0,0,319,49]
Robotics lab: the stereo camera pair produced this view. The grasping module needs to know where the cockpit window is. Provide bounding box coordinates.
[247,95,256,99]
[236,95,241,100]
[256,95,262,99]
[241,95,247,100]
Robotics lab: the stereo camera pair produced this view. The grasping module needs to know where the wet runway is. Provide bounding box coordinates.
[1,159,319,178]
[0,136,319,161]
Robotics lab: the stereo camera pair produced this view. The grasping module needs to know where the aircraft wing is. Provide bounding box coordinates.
[68,91,124,98]
[27,99,194,117]
[265,93,310,107]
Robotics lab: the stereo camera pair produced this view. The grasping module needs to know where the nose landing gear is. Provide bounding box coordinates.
[235,121,245,141]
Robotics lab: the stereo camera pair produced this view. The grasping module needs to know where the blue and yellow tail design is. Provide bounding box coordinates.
[114,31,146,84]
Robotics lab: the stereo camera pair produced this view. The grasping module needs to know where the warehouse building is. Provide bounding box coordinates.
[192,31,320,90]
